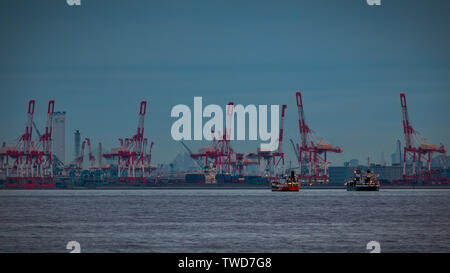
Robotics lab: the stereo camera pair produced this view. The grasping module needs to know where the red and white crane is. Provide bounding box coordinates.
[295,91,342,184]
[188,102,236,175]
[400,93,447,184]
[4,100,38,188]
[255,104,287,177]
[217,102,235,174]
[38,100,55,187]
[103,101,149,184]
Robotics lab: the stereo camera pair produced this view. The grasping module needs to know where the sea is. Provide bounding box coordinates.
[0,189,449,253]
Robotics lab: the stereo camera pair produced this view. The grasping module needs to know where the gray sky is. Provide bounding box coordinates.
[0,0,449,166]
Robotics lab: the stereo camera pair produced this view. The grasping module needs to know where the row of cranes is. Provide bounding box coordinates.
[69,101,156,185]
[182,91,448,185]
[182,92,343,184]
[181,102,282,180]
[0,99,156,188]
[186,103,256,177]
[1,91,447,188]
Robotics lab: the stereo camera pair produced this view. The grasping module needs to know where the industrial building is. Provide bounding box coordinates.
[53,111,66,165]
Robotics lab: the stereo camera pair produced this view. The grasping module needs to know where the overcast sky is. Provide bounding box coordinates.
[0,0,449,166]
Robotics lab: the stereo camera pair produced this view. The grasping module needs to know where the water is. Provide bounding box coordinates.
[0,189,449,253]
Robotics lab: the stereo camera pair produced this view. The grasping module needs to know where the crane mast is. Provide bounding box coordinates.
[400,93,414,148]
[295,91,342,184]
[38,100,55,187]
[296,92,309,148]
[20,100,35,152]
[42,100,55,152]
[135,101,146,153]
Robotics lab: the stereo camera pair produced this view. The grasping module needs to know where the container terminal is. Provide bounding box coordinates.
[0,92,448,189]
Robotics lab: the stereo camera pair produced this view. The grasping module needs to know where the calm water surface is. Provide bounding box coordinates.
[0,189,449,253]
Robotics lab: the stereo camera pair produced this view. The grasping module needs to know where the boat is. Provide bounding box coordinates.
[345,169,380,191]
[271,171,300,192]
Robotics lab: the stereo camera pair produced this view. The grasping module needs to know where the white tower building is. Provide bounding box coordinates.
[53,111,66,165]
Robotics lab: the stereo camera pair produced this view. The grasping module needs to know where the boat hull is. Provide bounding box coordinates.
[271,185,300,192]
[346,185,379,191]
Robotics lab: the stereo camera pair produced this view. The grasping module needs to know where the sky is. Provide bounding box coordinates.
[0,0,449,166]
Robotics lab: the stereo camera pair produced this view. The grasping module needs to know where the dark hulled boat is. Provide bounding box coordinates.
[345,169,379,191]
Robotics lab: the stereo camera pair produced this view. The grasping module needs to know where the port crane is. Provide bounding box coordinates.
[187,103,236,175]
[6,99,38,188]
[36,100,55,187]
[216,102,235,174]
[399,93,447,184]
[103,101,150,184]
[295,91,342,184]
[33,119,64,174]
[271,104,287,176]
[256,104,287,177]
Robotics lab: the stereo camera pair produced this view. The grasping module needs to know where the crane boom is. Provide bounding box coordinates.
[180,141,204,169]
[32,121,41,138]
[290,138,300,162]
[400,93,415,148]
[134,101,147,154]
[296,91,309,148]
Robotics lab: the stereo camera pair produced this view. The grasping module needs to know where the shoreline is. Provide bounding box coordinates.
[2,184,450,190]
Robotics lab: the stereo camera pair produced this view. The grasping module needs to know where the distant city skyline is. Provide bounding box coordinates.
[1,0,449,167]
